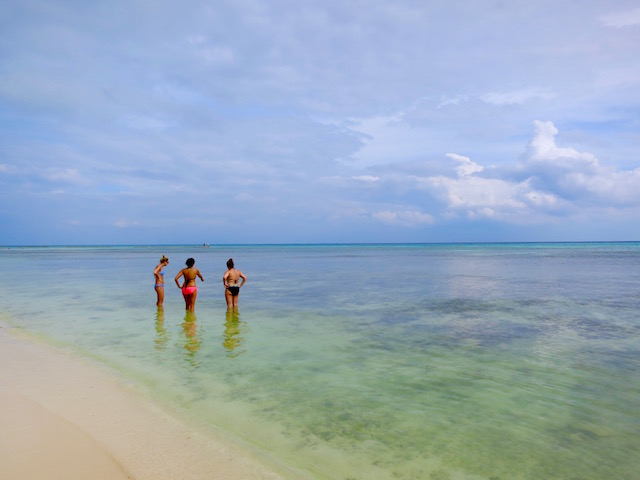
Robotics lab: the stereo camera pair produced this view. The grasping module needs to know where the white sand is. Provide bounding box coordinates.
[0,325,289,480]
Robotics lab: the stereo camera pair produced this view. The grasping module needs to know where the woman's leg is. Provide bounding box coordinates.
[183,292,190,310]
[155,286,164,306]
[225,288,233,308]
[190,290,198,311]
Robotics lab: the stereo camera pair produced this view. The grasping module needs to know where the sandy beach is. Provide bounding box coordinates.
[0,324,287,480]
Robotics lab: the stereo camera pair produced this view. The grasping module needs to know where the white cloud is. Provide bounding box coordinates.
[600,8,640,28]
[414,121,640,222]
[372,210,434,226]
[524,189,558,208]
[520,121,640,205]
[152,83,205,104]
[344,113,418,167]
[524,120,598,166]
[317,176,345,186]
[195,44,235,65]
[114,219,140,228]
[44,168,85,184]
[438,88,554,108]
[480,88,554,106]
[437,95,469,108]
[446,153,483,177]
[352,175,379,183]
[418,174,534,220]
[118,114,174,131]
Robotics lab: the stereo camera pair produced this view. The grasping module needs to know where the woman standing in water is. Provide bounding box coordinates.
[223,258,247,308]
[175,257,204,312]
[153,255,169,306]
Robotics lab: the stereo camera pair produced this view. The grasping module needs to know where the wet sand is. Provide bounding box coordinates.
[0,325,287,480]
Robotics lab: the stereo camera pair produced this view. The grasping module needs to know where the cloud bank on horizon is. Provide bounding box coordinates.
[1,0,639,244]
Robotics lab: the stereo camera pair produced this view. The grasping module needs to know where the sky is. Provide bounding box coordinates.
[1,0,639,245]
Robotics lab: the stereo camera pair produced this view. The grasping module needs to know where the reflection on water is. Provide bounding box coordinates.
[223,308,248,358]
[181,311,202,359]
[154,307,168,351]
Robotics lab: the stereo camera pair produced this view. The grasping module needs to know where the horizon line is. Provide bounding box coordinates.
[2,240,639,248]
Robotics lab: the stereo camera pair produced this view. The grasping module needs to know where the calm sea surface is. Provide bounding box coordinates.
[1,243,639,479]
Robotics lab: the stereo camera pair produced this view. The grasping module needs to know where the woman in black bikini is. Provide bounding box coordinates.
[223,258,247,308]
[153,255,169,307]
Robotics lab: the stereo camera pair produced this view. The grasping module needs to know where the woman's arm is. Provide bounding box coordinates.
[175,269,184,288]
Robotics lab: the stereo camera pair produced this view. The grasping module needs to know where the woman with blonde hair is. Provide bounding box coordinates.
[153,255,169,306]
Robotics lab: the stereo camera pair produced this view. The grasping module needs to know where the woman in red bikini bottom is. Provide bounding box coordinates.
[175,257,204,312]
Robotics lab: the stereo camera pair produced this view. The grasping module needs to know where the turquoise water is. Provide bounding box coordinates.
[1,243,639,479]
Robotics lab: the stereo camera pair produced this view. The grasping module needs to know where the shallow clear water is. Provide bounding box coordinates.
[1,243,639,479]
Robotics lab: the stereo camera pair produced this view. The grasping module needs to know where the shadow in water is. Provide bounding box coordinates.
[223,308,248,358]
[181,310,202,359]
[154,307,169,351]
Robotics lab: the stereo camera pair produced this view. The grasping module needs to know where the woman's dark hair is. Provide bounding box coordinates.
[227,258,234,269]
[186,258,195,267]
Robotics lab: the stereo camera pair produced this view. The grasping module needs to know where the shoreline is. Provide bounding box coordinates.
[0,324,289,480]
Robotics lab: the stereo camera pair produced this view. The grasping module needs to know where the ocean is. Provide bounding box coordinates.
[1,243,639,479]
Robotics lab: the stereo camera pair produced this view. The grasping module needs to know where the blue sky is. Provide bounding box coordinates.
[1,0,639,245]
